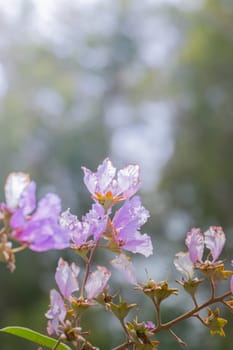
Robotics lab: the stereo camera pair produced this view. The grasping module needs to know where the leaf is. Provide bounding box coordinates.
[0,326,71,350]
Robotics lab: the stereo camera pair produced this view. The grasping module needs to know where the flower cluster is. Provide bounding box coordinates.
[0,173,70,271]
[1,159,233,350]
[174,226,233,286]
[44,159,153,347]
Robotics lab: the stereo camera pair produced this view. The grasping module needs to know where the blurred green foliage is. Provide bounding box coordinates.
[0,0,233,349]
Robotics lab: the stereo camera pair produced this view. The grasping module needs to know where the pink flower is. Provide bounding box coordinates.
[55,258,80,300]
[185,228,204,263]
[185,226,226,263]
[204,226,226,262]
[45,289,66,335]
[82,158,140,205]
[111,196,153,257]
[85,266,111,299]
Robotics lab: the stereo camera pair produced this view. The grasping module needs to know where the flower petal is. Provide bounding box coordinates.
[204,226,226,261]
[174,252,194,280]
[85,266,111,299]
[185,228,204,263]
[116,164,140,198]
[110,254,137,284]
[5,172,30,210]
[18,181,36,215]
[45,289,66,335]
[55,258,80,300]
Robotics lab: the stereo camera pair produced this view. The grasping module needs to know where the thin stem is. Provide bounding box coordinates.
[154,290,232,333]
[191,295,198,308]
[11,244,28,253]
[194,313,206,326]
[119,319,131,342]
[152,298,162,327]
[80,243,98,298]
[76,317,81,350]
[169,329,187,347]
[209,278,215,299]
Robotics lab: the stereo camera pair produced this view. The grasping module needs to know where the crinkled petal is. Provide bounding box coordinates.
[116,164,140,198]
[59,208,78,231]
[85,266,111,299]
[82,158,116,195]
[55,258,80,300]
[204,226,226,261]
[121,231,153,257]
[110,253,137,284]
[71,221,91,247]
[84,202,108,241]
[82,167,98,195]
[112,196,152,257]
[32,193,62,221]
[18,219,70,251]
[185,228,204,263]
[71,203,108,246]
[95,158,116,193]
[113,196,149,231]
[174,252,194,280]
[5,172,30,210]
[45,289,66,335]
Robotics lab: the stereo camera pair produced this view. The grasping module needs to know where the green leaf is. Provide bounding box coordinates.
[0,326,72,350]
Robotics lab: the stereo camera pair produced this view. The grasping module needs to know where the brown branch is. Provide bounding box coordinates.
[154,290,232,333]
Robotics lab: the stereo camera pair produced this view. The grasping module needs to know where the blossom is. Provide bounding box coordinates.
[145,321,156,331]
[82,158,140,207]
[185,226,226,263]
[110,253,137,284]
[6,174,70,252]
[174,252,194,280]
[185,228,204,263]
[61,203,108,248]
[111,196,153,257]
[45,289,66,335]
[85,266,111,299]
[204,226,226,262]
[55,258,80,300]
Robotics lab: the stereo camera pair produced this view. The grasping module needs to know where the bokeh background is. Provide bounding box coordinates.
[0,0,233,349]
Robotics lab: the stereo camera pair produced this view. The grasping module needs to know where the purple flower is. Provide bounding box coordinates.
[145,321,156,331]
[61,203,108,248]
[85,266,111,299]
[185,228,204,263]
[204,226,226,262]
[8,178,70,252]
[112,196,153,257]
[82,158,140,205]
[45,289,66,335]
[110,253,137,284]
[55,258,80,300]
